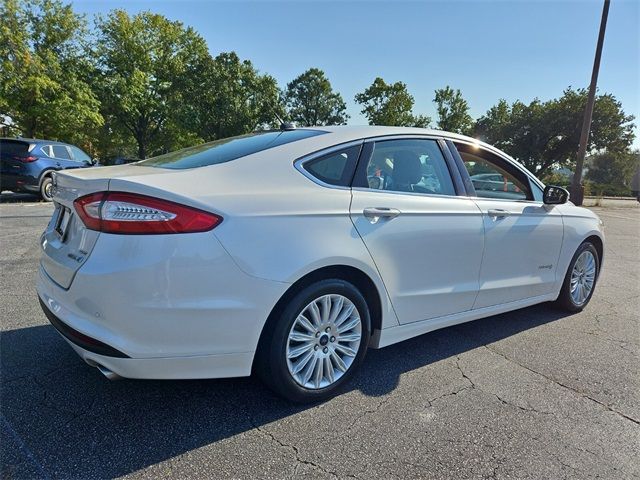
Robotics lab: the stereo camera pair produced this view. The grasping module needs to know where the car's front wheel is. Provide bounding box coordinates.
[256,279,370,403]
[555,241,600,312]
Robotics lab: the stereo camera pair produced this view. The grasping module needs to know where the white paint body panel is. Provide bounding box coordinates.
[35,126,604,379]
[350,190,484,323]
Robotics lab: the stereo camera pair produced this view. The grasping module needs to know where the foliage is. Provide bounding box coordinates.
[475,88,635,177]
[355,77,430,128]
[182,52,284,142]
[586,150,639,187]
[0,0,102,147]
[284,68,348,126]
[433,86,473,135]
[93,10,210,159]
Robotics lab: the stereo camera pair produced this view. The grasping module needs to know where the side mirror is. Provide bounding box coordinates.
[543,185,569,205]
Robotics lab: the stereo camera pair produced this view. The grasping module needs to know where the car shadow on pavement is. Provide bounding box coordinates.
[1,303,571,478]
[0,192,42,203]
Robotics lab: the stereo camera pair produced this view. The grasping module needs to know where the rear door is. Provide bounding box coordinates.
[349,137,484,324]
[452,141,564,308]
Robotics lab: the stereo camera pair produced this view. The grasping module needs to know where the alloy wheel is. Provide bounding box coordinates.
[286,294,362,390]
[570,250,596,305]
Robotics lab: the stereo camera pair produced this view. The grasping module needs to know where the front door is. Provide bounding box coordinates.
[453,142,564,309]
[350,138,485,325]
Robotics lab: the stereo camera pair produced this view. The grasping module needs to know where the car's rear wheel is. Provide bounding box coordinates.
[256,279,370,403]
[40,176,53,202]
[555,242,599,312]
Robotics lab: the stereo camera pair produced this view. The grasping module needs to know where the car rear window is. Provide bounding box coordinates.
[0,140,30,157]
[138,130,327,169]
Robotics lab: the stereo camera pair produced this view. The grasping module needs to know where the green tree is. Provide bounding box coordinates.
[586,150,639,187]
[355,77,430,127]
[93,10,210,158]
[475,88,635,176]
[0,0,102,145]
[284,68,348,126]
[433,86,473,134]
[183,52,283,142]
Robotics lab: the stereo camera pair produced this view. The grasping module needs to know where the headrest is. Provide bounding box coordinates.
[392,151,422,186]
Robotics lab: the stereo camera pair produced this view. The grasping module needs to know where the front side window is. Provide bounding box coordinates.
[361,139,455,196]
[302,145,361,187]
[455,143,532,201]
[52,145,71,160]
[70,146,91,162]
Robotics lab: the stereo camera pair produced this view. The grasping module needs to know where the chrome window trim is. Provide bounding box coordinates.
[350,186,477,202]
[293,139,364,191]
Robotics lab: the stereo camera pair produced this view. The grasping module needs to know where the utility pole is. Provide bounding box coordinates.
[571,0,610,206]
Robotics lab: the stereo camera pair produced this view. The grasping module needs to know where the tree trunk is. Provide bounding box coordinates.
[137,139,146,160]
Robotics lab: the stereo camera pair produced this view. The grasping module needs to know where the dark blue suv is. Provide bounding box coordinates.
[0,138,95,201]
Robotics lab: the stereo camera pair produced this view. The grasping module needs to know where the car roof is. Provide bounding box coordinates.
[0,137,70,146]
[294,125,494,151]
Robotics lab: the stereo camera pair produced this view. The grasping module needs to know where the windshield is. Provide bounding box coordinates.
[138,130,327,169]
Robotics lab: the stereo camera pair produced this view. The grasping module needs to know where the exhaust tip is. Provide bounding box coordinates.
[96,364,122,381]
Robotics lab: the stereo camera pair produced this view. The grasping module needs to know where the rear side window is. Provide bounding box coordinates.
[358,139,456,196]
[139,130,327,169]
[52,145,71,159]
[301,145,361,187]
[0,140,30,158]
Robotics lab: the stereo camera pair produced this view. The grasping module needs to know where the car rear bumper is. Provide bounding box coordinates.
[36,230,290,379]
[39,295,253,379]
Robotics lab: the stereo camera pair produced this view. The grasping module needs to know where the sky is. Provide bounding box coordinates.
[73,0,640,147]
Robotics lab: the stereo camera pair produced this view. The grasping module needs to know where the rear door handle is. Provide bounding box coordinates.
[487,209,511,219]
[363,207,401,223]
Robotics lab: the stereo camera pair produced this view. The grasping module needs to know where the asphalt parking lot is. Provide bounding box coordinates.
[1,194,639,479]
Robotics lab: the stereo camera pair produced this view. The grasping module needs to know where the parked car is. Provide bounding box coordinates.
[37,126,603,403]
[0,138,95,201]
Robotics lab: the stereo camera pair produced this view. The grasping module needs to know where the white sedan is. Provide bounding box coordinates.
[37,126,603,402]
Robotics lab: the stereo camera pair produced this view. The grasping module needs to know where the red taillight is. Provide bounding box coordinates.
[73,192,222,234]
[14,155,38,163]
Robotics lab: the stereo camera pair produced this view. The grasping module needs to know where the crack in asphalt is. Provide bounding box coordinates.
[453,356,555,417]
[484,345,640,426]
[343,395,392,432]
[248,418,356,479]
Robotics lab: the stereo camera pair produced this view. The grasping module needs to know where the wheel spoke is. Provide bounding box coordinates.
[292,349,315,375]
[313,356,324,388]
[337,316,360,334]
[301,355,318,385]
[288,343,312,359]
[330,350,348,372]
[289,330,314,342]
[308,301,322,327]
[334,303,355,327]
[296,314,316,333]
[328,295,344,323]
[337,332,360,343]
[324,357,335,384]
[321,295,331,322]
[334,343,357,357]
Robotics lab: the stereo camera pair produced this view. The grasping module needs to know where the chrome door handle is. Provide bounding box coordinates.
[363,207,401,224]
[488,209,511,219]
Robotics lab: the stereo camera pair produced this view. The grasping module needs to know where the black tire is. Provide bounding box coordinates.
[256,279,371,403]
[40,176,53,202]
[554,242,599,312]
